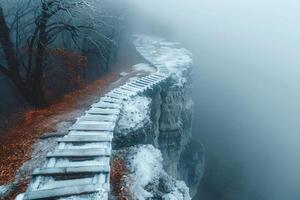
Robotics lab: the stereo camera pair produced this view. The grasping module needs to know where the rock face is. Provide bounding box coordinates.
[111,36,204,199]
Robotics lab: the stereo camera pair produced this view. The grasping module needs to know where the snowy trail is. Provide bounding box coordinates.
[20,35,191,200]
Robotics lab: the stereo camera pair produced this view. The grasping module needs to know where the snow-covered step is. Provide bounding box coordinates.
[68,130,113,137]
[63,142,111,150]
[92,102,121,109]
[111,88,136,96]
[33,165,109,176]
[129,82,147,88]
[140,77,157,83]
[58,135,112,143]
[69,122,115,132]
[101,96,121,103]
[144,76,158,81]
[25,184,100,200]
[87,108,120,115]
[79,114,118,122]
[54,157,110,168]
[135,80,153,85]
[125,83,144,89]
[132,80,149,86]
[120,85,141,92]
[47,148,111,158]
[105,93,126,100]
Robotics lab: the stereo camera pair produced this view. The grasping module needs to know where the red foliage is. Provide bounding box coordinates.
[110,158,133,200]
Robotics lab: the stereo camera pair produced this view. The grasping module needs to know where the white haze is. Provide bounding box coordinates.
[129,0,300,200]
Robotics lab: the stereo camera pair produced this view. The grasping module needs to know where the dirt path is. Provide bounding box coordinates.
[0,40,149,198]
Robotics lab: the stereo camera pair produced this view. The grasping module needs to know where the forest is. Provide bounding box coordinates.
[0,0,126,120]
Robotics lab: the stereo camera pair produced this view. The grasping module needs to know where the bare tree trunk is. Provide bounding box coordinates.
[31,5,49,106]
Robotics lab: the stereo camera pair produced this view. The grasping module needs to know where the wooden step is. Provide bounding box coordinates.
[125,84,144,89]
[25,184,99,199]
[130,82,146,87]
[69,123,115,132]
[100,96,121,103]
[47,148,111,157]
[120,85,140,91]
[58,135,112,142]
[79,114,118,122]
[141,78,156,82]
[87,108,120,115]
[105,92,125,99]
[54,157,110,168]
[132,81,148,86]
[152,73,166,78]
[135,80,152,85]
[33,165,109,176]
[92,102,121,109]
[111,89,134,96]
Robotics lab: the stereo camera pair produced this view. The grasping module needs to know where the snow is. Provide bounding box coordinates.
[163,181,191,200]
[134,35,193,86]
[130,145,163,200]
[132,63,156,73]
[120,72,129,77]
[124,145,192,200]
[15,193,24,200]
[117,96,151,133]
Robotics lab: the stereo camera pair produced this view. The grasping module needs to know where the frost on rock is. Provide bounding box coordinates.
[120,145,191,200]
[118,96,151,134]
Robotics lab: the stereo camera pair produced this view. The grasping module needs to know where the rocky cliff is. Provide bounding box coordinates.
[111,36,205,199]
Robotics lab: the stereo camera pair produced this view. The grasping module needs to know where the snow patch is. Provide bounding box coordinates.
[130,145,163,200]
[15,193,24,200]
[132,63,156,73]
[163,181,191,200]
[118,96,151,133]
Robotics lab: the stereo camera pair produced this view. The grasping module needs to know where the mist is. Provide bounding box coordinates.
[129,0,300,200]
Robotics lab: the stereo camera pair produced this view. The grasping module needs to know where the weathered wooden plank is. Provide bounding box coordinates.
[106,93,126,100]
[69,123,114,131]
[47,148,111,157]
[92,102,121,109]
[132,81,148,86]
[111,88,134,95]
[143,76,157,81]
[100,96,121,103]
[54,157,109,168]
[130,82,147,87]
[125,83,144,89]
[33,165,109,175]
[26,184,99,199]
[140,78,156,83]
[64,142,111,150]
[87,108,120,115]
[135,80,153,85]
[120,86,140,92]
[152,73,167,77]
[58,135,112,142]
[126,81,144,87]
[79,114,118,122]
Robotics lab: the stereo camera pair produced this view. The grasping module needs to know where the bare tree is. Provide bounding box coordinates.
[0,0,118,107]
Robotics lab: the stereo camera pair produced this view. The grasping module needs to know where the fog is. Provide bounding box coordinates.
[129,0,300,200]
